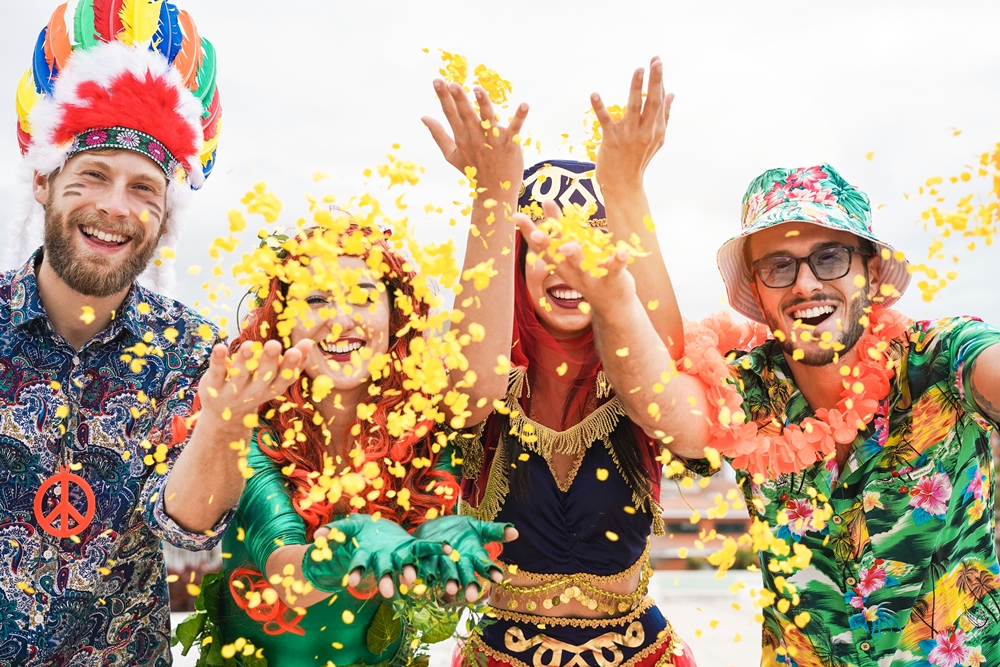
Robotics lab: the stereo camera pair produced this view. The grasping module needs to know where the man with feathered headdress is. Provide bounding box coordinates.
[0,2,310,663]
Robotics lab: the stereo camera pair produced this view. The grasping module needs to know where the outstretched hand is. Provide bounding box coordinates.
[310,515,446,599]
[198,339,312,425]
[422,81,528,196]
[593,56,673,190]
[414,515,518,602]
[515,201,637,313]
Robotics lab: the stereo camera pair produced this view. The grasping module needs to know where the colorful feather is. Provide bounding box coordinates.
[202,86,221,131]
[172,9,201,90]
[45,3,72,70]
[199,122,219,168]
[73,0,98,50]
[92,0,124,42]
[32,28,55,95]
[193,37,216,108]
[119,0,162,46]
[15,69,41,133]
[151,0,181,64]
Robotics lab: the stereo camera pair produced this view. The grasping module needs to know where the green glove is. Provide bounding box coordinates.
[302,514,443,593]
[413,516,513,589]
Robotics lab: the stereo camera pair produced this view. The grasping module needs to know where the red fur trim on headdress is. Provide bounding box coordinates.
[53,71,198,169]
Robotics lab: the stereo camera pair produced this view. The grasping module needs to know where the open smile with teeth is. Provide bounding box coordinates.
[547,287,586,307]
[791,305,836,326]
[319,339,365,355]
[81,225,130,246]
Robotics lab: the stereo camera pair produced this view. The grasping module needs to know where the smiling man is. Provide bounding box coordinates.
[0,4,310,665]
[517,163,1000,667]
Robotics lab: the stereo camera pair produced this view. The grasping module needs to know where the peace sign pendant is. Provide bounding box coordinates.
[33,465,96,539]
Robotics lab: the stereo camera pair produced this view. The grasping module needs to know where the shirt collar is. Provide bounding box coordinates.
[10,247,146,343]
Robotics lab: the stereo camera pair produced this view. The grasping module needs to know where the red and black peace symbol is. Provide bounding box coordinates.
[33,466,96,538]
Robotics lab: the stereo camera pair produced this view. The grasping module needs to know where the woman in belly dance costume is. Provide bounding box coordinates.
[424,59,697,667]
[184,221,514,666]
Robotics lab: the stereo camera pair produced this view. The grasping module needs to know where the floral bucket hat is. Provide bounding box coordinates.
[717,163,911,324]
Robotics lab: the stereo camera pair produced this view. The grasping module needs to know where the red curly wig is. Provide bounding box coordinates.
[230,225,460,539]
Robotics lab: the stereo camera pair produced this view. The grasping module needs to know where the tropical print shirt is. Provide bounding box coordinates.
[0,252,233,666]
[708,316,999,667]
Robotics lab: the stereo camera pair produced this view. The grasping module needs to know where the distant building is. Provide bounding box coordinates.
[652,464,752,570]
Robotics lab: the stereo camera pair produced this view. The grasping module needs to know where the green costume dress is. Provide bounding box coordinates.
[219,438,398,666]
[180,426,488,667]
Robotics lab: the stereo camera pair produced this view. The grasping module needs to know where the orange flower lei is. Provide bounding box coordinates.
[680,306,911,478]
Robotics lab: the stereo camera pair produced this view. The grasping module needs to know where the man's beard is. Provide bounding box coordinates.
[764,292,870,367]
[43,204,161,298]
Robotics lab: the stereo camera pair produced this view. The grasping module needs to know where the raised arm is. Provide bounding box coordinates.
[423,82,528,427]
[164,338,310,533]
[515,205,709,459]
[593,56,684,360]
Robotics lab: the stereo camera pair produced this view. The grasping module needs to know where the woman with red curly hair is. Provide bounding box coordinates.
[185,224,514,666]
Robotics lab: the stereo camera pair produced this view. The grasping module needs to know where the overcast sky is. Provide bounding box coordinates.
[2,1,998,328]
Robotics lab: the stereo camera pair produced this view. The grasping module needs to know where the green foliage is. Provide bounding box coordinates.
[368,601,403,656]
[170,572,269,667]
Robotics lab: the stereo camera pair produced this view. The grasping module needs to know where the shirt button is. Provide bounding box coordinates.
[846,577,857,586]
[860,641,871,651]
[43,549,52,559]
[831,515,843,524]
[72,355,80,366]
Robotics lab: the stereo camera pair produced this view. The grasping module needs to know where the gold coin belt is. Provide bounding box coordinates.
[495,559,652,616]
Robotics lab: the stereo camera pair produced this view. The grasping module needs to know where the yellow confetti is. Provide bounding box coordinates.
[79,306,95,325]
[596,468,609,481]
[229,209,246,233]
[556,362,568,376]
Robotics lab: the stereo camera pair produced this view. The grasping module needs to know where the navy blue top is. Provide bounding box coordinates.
[494,430,652,576]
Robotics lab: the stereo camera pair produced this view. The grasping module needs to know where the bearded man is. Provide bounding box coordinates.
[0,4,309,665]
[517,164,1000,667]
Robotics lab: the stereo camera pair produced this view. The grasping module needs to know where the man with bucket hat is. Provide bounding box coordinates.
[0,2,310,664]
[516,163,1000,666]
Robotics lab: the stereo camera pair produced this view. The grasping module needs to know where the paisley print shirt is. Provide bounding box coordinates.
[696,317,1000,667]
[0,253,234,666]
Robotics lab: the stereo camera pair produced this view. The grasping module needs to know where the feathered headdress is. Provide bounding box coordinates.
[9,0,222,294]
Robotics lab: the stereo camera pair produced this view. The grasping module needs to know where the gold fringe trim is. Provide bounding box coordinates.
[486,596,655,628]
[509,365,529,401]
[457,428,485,485]
[471,431,510,522]
[651,499,665,537]
[506,394,627,458]
[466,367,667,532]
[464,613,681,667]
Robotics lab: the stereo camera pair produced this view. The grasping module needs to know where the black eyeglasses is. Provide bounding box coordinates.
[751,244,871,289]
